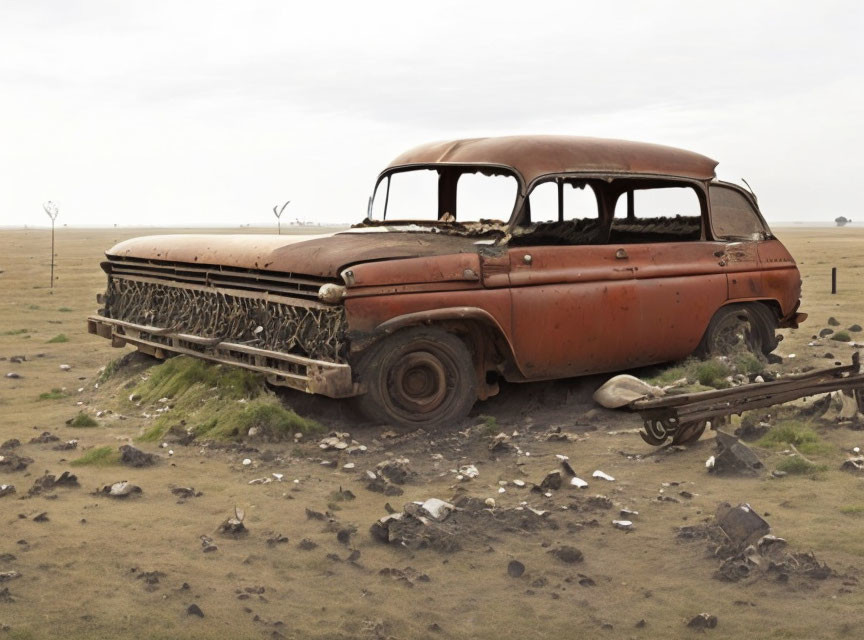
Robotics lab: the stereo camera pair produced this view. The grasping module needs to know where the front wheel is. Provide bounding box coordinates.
[353,327,478,429]
[696,304,777,358]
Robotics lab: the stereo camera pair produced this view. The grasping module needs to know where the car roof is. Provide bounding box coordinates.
[386,135,718,185]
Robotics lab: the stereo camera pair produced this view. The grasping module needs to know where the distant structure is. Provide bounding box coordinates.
[272,201,290,235]
[43,201,59,288]
[835,216,851,227]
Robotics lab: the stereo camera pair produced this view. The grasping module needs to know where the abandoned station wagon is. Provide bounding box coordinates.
[88,136,806,428]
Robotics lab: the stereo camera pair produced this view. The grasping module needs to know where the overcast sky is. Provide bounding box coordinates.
[0,0,861,228]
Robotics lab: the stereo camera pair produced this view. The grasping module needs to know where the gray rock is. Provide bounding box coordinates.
[507,560,525,578]
[715,502,770,547]
[119,445,157,468]
[687,613,718,629]
[819,328,834,337]
[709,431,764,476]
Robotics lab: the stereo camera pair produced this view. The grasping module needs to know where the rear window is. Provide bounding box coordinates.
[709,185,766,240]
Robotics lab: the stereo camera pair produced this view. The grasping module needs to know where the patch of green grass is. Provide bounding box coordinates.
[57,307,73,312]
[2,328,28,336]
[776,456,827,475]
[757,420,832,455]
[840,505,864,516]
[646,357,732,389]
[135,356,321,443]
[70,446,119,467]
[831,331,851,342]
[479,415,499,436]
[646,364,689,387]
[69,412,98,428]
[732,352,765,376]
[96,358,120,384]
[46,333,69,343]
[38,387,67,400]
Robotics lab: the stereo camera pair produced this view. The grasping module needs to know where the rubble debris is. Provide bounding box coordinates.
[455,464,479,481]
[186,603,204,618]
[840,457,864,473]
[119,445,157,467]
[218,507,247,537]
[5,373,21,379]
[419,498,454,521]
[319,434,349,451]
[488,432,512,452]
[612,520,634,531]
[266,533,289,547]
[687,614,718,630]
[507,560,525,578]
[560,459,576,477]
[593,374,665,409]
[305,508,327,521]
[379,566,430,587]
[0,439,20,450]
[33,512,49,522]
[29,432,59,444]
[0,484,15,498]
[297,538,318,550]
[200,535,218,553]
[371,496,554,552]
[171,487,201,499]
[0,453,33,472]
[99,481,143,498]
[570,477,588,488]
[0,571,21,583]
[592,470,615,482]
[28,471,78,496]
[549,546,583,564]
[365,473,404,496]
[708,432,763,476]
[819,328,834,338]
[716,503,770,547]
[538,471,562,491]
[850,324,863,332]
[336,526,356,545]
[376,458,415,484]
[828,317,841,327]
[52,440,78,451]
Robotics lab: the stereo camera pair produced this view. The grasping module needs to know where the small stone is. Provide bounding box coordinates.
[550,546,583,564]
[570,477,588,488]
[539,470,562,491]
[592,470,615,482]
[507,560,525,578]
[849,324,863,332]
[485,498,496,508]
[612,519,633,531]
[819,328,835,338]
[242,458,252,466]
[828,317,841,326]
[687,613,718,629]
[5,373,21,379]
[59,364,72,371]
[128,393,141,402]
[186,603,204,617]
[33,512,49,523]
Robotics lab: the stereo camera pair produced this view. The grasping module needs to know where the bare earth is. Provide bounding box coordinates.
[1,226,864,640]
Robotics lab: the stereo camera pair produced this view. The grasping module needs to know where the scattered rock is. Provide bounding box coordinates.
[538,471,562,491]
[687,613,718,630]
[119,445,157,467]
[0,439,20,450]
[218,507,247,537]
[0,484,15,498]
[549,546,583,564]
[59,364,72,371]
[841,456,864,473]
[850,324,863,332]
[716,503,770,547]
[507,560,525,578]
[29,432,59,444]
[819,328,834,338]
[0,453,33,472]
[297,538,318,551]
[419,498,454,522]
[28,471,78,496]
[171,487,201,499]
[186,603,204,618]
[5,373,21,379]
[376,458,415,484]
[200,535,218,553]
[708,432,763,476]
[612,520,634,531]
[488,432,513,452]
[52,440,78,451]
[33,512,49,523]
[0,571,21,583]
[266,533,289,547]
[592,470,615,482]
[99,481,143,498]
[828,317,841,326]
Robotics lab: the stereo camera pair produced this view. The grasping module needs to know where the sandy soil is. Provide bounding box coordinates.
[1,226,864,640]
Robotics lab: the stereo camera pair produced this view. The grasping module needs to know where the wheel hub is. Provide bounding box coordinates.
[390,351,448,414]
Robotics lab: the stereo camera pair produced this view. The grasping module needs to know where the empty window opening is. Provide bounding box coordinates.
[514,180,602,246]
[611,185,702,243]
[456,172,518,222]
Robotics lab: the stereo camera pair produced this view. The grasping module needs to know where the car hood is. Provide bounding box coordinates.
[106,231,488,279]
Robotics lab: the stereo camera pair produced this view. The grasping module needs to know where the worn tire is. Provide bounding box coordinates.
[353,327,478,429]
[696,304,776,358]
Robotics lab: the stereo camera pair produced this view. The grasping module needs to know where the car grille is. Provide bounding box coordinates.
[103,263,346,363]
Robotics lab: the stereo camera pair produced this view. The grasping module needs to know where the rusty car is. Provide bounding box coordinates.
[88,136,806,428]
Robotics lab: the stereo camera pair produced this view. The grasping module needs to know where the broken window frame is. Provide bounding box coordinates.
[369,164,523,224]
[707,182,773,242]
[515,173,710,245]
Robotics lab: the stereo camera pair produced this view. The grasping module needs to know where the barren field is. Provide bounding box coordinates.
[2,226,864,640]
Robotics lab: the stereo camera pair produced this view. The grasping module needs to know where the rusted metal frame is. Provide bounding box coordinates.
[87,316,356,398]
[705,183,772,241]
[106,257,333,286]
[110,268,320,299]
[633,355,863,443]
[557,179,564,222]
[343,280,481,299]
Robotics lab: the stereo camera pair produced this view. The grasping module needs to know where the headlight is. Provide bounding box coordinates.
[318,283,346,303]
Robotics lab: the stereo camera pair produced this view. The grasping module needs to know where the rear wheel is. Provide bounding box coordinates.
[696,304,777,358]
[353,327,477,429]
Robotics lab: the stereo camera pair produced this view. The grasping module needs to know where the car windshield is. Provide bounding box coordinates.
[368,167,518,224]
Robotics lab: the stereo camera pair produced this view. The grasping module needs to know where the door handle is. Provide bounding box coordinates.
[615,248,628,259]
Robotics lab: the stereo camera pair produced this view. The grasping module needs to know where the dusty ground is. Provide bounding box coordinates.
[2,226,864,640]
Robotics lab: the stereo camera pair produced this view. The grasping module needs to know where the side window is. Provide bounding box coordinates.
[527,180,599,223]
[709,185,766,240]
[374,169,439,221]
[611,185,702,243]
[515,180,601,246]
[456,172,518,222]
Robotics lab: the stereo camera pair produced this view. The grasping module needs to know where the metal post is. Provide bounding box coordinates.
[50,221,55,288]
[832,267,837,294]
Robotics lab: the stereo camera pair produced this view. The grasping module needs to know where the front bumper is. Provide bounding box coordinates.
[87,315,359,398]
